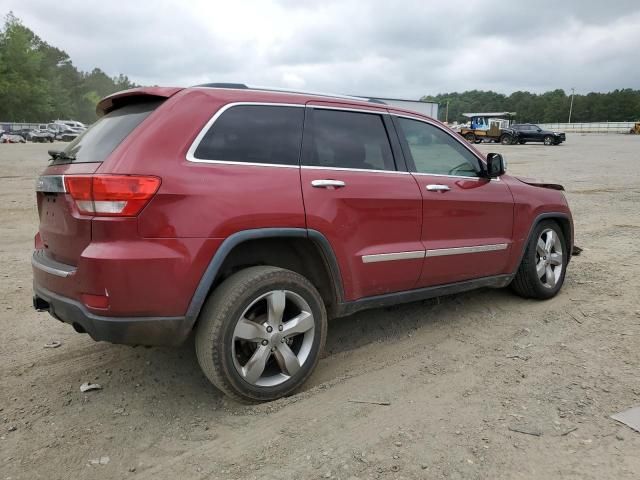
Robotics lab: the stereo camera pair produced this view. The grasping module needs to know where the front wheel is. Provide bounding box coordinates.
[543,135,554,145]
[195,266,327,402]
[464,133,476,143]
[511,220,568,299]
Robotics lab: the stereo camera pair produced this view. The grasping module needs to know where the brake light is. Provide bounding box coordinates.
[64,175,161,216]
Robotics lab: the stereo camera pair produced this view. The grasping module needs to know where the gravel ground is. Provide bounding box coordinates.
[1,135,639,480]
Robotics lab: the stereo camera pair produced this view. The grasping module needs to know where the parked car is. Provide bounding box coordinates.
[30,129,55,143]
[500,124,566,145]
[48,123,80,142]
[9,128,36,141]
[53,119,86,130]
[32,85,575,402]
[0,132,26,143]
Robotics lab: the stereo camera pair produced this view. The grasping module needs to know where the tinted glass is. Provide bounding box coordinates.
[56,100,163,164]
[194,105,304,165]
[306,109,395,171]
[398,118,480,177]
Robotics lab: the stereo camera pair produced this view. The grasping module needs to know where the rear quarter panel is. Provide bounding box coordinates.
[98,89,307,239]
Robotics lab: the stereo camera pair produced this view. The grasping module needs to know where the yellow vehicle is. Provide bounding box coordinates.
[630,122,640,134]
[459,112,516,143]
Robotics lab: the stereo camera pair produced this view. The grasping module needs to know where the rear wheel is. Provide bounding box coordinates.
[500,134,513,145]
[511,220,567,299]
[195,266,327,402]
[543,135,554,145]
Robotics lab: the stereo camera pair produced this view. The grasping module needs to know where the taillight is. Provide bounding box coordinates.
[64,175,161,216]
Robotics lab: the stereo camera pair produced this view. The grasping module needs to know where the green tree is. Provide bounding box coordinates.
[0,12,137,124]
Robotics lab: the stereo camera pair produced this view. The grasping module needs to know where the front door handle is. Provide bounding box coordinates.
[426,184,450,192]
[311,179,346,188]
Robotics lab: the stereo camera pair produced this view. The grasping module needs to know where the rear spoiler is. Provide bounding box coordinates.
[96,87,183,117]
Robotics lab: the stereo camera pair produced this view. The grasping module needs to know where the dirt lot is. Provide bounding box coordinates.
[1,135,639,480]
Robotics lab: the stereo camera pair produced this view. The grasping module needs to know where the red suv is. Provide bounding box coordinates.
[32,85,573,401]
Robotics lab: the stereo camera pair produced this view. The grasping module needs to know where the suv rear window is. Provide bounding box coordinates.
[193,105,304,166]
[54,100,163,164]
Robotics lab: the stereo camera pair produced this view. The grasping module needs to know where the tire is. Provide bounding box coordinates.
[511,220,568,299]
[543,135,554,145]
[195,266,327,402]
[518,140,526,144]
[464,133,476,143]
[500,134,513,145]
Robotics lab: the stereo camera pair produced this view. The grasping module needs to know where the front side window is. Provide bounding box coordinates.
[305,109,396,171]
[397,118,481,177]
[194,105,304,165]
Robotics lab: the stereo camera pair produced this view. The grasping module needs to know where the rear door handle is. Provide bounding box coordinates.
[311,179,346,188]
[426,184,450,192]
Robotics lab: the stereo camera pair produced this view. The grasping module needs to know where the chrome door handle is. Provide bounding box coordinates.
[311,179,346,188]
[426,184,450,192]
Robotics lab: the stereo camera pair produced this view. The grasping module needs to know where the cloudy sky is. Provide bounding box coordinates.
[5,0,640,98]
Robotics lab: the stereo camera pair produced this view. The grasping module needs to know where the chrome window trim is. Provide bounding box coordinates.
[362,250,425,263]
[36,175,66,193]
[412,172,485,181]
[392,114,503,181]
[302,165,409,175]
[425,243,508,257]
[308,104,388,115]
[186,102,305,167]
[186,102,398,171]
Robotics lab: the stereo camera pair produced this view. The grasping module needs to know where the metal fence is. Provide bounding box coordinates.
[537,122,636,134]
[0,122,49,132]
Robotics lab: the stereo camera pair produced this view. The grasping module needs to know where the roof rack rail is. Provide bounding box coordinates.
[194,83,249,89]
[191,83,383,104]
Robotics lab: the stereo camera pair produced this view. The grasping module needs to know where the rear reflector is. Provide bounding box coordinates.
[81,293,109,309]
[64,175,161,216]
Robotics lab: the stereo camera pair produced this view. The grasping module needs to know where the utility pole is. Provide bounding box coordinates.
[568,88,575,123]
[445,101,449,123]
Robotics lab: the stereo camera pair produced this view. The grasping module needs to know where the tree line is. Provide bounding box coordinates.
[422,88,640,124]
[0,13,135,124]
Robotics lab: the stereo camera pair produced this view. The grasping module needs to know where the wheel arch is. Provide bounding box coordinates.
[183,228,343,336]
[514,213,573,272]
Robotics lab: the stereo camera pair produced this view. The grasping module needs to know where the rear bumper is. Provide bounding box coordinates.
[33,285,189,346]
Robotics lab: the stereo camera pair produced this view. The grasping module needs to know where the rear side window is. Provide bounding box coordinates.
[56,100,163,164]
[306,109,395,171]
[193,105,304,165]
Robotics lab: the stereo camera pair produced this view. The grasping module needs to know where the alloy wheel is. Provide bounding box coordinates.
[231,290,315,387]
[535,228,563,288]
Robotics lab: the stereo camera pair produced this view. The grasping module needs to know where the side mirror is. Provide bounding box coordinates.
[537,128,542,132]
[486,153,506,178]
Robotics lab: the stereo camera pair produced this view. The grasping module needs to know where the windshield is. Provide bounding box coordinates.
[53,99,163,164]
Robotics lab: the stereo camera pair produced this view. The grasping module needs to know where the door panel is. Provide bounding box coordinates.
[392,115,514,287]
[413,175,514,286]
[302,169,423,299]
[300,107,423,300]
